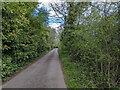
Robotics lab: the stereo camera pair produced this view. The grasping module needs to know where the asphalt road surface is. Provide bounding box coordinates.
[2,48,66,88]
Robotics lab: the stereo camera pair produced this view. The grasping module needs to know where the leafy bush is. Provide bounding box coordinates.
[2,2,53,81]
[60,2,120,88]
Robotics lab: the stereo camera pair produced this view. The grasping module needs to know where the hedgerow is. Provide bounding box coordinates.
[59,2,120,88]
[2,2,53,81]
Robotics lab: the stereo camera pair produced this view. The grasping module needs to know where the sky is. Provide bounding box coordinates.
[37,0,119,30]
[37,1,64,30]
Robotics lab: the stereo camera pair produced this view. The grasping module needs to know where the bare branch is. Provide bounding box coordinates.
[50,3,64,21]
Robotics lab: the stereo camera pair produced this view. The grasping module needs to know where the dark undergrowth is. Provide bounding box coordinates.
[58,49,120,89]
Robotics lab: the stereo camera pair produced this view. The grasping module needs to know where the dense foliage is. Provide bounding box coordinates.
[59,2,120,88]
[2,2,53,81]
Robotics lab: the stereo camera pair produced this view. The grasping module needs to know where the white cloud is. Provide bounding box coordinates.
[38,0,64,2]
[37,2,63,30]
[48,23,61,29]
[49,10,56,17]
[37,2,57,17]
[37,2,51,10]
[37,2,59,17]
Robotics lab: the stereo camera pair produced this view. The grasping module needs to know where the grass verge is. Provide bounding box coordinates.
[58,49,97,88]
[58,49,120,89]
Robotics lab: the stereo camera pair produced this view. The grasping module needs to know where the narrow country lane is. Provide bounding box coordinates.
[2,48,66,88]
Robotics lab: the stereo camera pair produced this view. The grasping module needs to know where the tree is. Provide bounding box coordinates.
[2,2,51,81]
[57,2,119,88]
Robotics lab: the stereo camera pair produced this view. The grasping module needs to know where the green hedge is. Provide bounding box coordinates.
[60,2,119,88]
[2,2,51,81]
